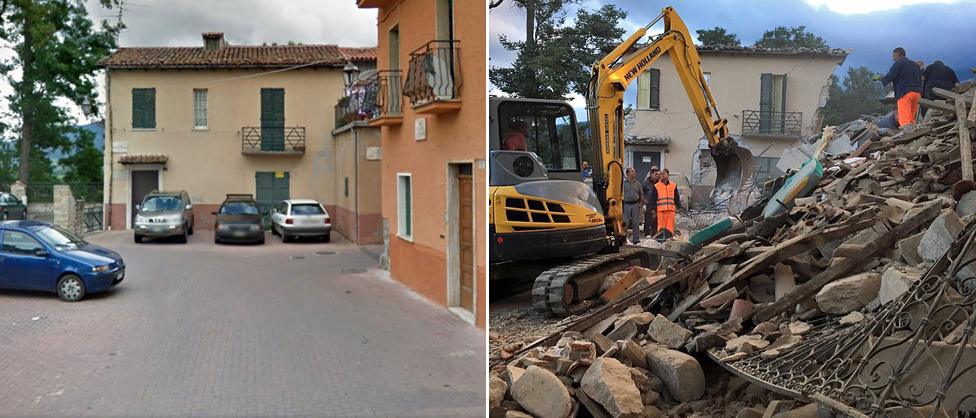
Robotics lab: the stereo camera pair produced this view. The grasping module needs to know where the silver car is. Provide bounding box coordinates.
[270,199,332,242]
[133,191,195,243]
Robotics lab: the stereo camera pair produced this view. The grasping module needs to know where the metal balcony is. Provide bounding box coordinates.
[741,110,802,138]
[241,126,306,155]
[370,70,403,126]
[403,40,462,114]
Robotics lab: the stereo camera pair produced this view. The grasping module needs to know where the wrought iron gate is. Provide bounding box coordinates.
[83,206,103,233]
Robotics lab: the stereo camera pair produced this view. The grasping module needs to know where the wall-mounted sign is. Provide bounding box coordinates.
[366,146,382,161]
[275,171,285,178]
[112,141,128,153]
[414,117,427,141]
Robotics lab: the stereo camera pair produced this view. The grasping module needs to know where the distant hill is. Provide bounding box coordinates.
[48,122,105,174]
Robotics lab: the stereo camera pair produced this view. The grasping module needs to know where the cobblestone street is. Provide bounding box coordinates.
[0,231,485,417]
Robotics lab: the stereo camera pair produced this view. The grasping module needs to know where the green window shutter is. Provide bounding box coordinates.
[759,73,773,132]
[132,88,156,129]
[649,68,660,110]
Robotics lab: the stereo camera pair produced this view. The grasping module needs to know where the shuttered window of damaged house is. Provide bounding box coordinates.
[637,69,661,110]
[132,88,156,129]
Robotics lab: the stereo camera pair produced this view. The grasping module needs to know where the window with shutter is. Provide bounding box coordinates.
[637,71,650,109]
[759,73,773,133]
[193,89,208,129]
[132,88,156,129]
[648,68,660,110]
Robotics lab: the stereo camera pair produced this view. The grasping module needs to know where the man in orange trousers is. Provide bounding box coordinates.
[648,168,680,240]
[878,47,922,128]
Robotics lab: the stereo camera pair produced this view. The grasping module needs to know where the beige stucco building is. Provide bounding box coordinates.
[98,33,381,243]
[358,0,486,329]
[626,46,848,204]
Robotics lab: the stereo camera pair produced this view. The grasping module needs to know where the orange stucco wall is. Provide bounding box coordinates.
[369,0,486,329]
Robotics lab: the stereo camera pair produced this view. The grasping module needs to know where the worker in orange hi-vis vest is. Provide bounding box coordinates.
[649,168,681,240]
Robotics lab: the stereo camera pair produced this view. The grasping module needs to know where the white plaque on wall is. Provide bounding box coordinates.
[366,146,382,161]
[112,141,128,153]
[414,117,427,141]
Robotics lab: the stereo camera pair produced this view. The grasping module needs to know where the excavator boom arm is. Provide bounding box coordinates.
[588,6,747,242]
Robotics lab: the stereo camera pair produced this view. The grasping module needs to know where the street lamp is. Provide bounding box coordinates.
[81,97,92,117]
[342,62,359,87]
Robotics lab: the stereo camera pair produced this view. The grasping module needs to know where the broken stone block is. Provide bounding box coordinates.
[507,364,526,387]
[839,311,865,325]
[585,314,621,339]
[761,334,803,359]
[879,266,922,306]
[729,299,754,323]
[736,407,765,418]
[581,358,644,418]
[774,263,795,301]
[815,272,881,315]
[618,339,648,369]
[897,231,925,266]
[510,365,573,418]
[490,376,508,408]
[700,288,737,309]
[505,411,534,418]
[919,210,964,261]
[615,312,654,330]
[725,335,770,353]
[787,321,812,335]
[607,320,638,342]
[957,191,976,218]
[642,405,664,418]
[646,315,693,349]
[642,344,705,402]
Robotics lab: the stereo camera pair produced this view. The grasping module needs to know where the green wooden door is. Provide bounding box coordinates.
[256,172,290,225]
[261,88,285,151]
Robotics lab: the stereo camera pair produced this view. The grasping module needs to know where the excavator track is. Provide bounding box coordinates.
[531,246,658,316]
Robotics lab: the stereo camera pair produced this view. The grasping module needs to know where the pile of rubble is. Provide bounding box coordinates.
[490,84,976,418]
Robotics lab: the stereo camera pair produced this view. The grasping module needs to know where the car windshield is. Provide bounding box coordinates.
[220,202,259,215]
[34,225,86,250]
[142,196,182,211]
[291,204,324,215]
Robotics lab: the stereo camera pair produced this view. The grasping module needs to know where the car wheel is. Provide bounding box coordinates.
[257,237,265,245]
[281,232,290,243]
[179,230,188,244]
[271,225,279,236]
[323,233,331,243]
[57,274,86,302]
[188,223,194,236]
[134,234,143,244]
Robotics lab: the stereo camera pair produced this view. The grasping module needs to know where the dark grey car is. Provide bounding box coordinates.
[213,194,265,245]
[0,192,27,220]
[133,191,195,244]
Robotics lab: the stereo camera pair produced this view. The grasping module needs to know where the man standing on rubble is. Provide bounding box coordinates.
[622,167,644,245]
[643,167,660,238]
[650,168,680,240]
[921,60,961,117]
[877,47,923,129]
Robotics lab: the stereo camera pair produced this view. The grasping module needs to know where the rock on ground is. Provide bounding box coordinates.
[879,266,921,306]
[581,358,644,418]
[510,365,572,418]
[815,272,881,315]
[646,315,693,349]
[642,344,705,402]
[919,210,963,261]
[957,191,976,218]
[490,376,508,408]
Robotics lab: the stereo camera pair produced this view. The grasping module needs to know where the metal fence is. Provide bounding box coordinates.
[403,40,462,106]
[741,110,802,137]
[24,182,102,204]
[82,205,103,233]
[241,127,306,154]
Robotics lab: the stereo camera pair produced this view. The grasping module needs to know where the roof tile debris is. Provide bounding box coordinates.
[696,45,850,58]
[625,135,670,146]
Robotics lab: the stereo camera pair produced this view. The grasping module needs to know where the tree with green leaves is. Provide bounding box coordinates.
[755,26,828,49]
[0,141,16,187]
[696,27,740,47]
[489,1,626,100]
[60,127,102,185]
[822,66,890,127]
[1,0,120,184]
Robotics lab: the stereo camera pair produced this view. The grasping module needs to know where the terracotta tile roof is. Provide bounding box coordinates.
[99,44,377,69]
[625,135,670,146]
[696,45,850,58]
[118,154,168,165]
[339,47,377,62]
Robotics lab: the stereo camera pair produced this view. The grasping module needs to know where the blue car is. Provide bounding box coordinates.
[0,221,125,301]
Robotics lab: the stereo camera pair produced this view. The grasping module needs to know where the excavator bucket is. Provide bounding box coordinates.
[710,145,754,203]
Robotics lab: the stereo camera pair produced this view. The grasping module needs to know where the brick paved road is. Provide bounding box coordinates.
[0,231,485,417]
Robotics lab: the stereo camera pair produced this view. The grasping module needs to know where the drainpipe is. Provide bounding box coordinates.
[353,125,360,243]
[105,71,114,230]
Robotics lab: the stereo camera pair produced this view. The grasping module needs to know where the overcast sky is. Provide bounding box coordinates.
[90,0,378,48]
[490,0,976,113]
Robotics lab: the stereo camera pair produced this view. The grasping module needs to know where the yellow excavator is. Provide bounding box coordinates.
[489,6,752,315]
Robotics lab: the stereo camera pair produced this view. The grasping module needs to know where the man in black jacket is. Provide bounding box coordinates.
[921,60,960,117]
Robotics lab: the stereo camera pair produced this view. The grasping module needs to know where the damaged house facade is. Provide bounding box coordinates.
[98,33,381,243]
[356,0,487,328]
[626,46,848,203]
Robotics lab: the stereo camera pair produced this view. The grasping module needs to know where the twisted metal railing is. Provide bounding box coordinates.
[712,216,976,416]
[403,40,461,106]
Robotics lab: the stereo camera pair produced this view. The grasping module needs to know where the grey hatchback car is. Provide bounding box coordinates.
[133,191,195,243]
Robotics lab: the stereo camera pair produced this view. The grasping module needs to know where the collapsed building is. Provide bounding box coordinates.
[490,81,976,417]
